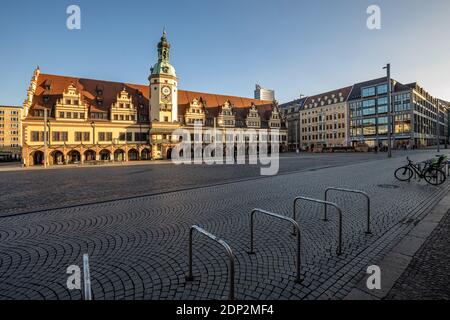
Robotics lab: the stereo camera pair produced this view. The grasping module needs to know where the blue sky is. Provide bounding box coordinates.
[0,0,449,105]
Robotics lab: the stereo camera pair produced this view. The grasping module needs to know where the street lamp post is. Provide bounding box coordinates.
[383,64,392,158]
[214,117,216,148]
[297,112,301,153]
[91,121,96,145]
[436,100,441,152]
[43,108,48,167]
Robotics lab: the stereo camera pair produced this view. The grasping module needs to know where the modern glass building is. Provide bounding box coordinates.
[348,77,448,149]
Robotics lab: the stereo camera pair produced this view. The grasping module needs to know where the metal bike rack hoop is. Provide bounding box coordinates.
[293,196,343,255]
[185,225,236,300]
[325,187,372,235]
[248,208,302,283]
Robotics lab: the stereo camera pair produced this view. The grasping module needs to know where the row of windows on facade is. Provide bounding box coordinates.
[182,118,278,130]
[283,84,388,115]
[350,112,447,137]
[33,109,149,122]
[350,115,411,136]
[302,122,345,132]
[414,114,444,135]
[301,106,346,116]
[247,121,260,127]
[30,131,149,143]
[361,84,388,98]
[0,117,19,122]
[0,110,19,115]
[54,96,137,109]
[297,104,344,115]
[152,134,287,143]
[352,91,443,118]
[0,137,19,142]
[350,97,411,117]
[351,96,440,122]
[0,130,19,135]
[413,96,441,120]
[301,113,345,124]
[350,123,412,136]
[0,124,19,128]
[0,143,20,147]
[302,132,346,141]
[305,97,345,109]
[186,118,204,124]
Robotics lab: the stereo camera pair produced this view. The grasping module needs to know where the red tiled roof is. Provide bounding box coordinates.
[30,73,275,122]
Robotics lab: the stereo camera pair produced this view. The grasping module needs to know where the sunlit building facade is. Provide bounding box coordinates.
[299,87,352,150]
[21,32,287,166]
[0,105,22,160]
[349,77,449,149]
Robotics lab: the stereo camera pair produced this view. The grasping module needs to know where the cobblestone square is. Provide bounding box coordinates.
[0,150,448,300]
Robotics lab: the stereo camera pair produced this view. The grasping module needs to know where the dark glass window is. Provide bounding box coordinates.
[362,87,376,97]
[377,84,388,95]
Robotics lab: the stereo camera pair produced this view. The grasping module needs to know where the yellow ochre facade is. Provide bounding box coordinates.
[21,32,287,166]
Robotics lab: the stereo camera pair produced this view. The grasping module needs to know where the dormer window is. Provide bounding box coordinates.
[66,99,71,105]
[43,96,50,103]
[34,109,45,117]
[44,80,52,90]
[96,85,104,96]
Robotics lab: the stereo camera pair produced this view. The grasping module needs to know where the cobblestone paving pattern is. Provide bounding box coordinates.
[0,151,448,300]
[386,209,450,299]
[0,152,421,216]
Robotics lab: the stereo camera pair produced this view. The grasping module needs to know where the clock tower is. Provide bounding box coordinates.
[149,30,178,123]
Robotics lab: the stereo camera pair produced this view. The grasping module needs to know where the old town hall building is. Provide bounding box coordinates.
[21,32,286,166]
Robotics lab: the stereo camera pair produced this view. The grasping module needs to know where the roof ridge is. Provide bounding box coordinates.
[39,73,272,103]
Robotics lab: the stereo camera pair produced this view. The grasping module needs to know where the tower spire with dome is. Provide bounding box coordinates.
[149,29,178,124]
[150,29,176,78]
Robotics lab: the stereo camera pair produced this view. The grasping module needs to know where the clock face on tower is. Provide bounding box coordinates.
[161,86,171,97]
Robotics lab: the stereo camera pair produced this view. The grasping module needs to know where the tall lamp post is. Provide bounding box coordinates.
[90,121,96,145]
[297,112,301,153]
[436,100,441,152]
[43,108,48,167]
[383,64,392,158]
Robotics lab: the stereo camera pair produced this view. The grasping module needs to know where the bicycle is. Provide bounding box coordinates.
[394,156,447,186]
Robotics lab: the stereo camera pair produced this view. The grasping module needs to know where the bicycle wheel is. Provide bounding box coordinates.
[394,166,413,181]
[424,168,446,186]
